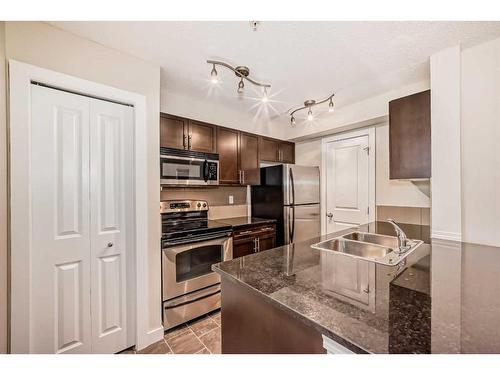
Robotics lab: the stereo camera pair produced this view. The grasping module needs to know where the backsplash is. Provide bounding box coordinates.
[161,186,250,219]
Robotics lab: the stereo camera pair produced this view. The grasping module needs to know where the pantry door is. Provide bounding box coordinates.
[324,131,374,234]
[30,84,133,354]
[89,98,134,353]
[31,85,92,353]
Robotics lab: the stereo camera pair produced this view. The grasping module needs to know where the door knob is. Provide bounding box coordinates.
[107,242,114,248]
[326,213,333,219]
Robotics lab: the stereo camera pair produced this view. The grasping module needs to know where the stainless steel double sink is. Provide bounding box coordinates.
[311,231,422,266]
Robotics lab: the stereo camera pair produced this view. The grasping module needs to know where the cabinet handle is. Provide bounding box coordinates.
[242,170,245,184]
[238,230,253,235]
[188,135,192,149]
[238,170,242,184]
[253,237,257,253]
[183,135,187,149]
[256,237,260,252]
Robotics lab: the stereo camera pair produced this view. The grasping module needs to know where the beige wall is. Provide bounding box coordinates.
[0,21,8,354]
[3,21,163,339]
[461,37,500,246]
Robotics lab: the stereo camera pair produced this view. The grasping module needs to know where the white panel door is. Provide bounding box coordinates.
[89,98,134,353]
[31,85,91,353]
[325,135,370,233]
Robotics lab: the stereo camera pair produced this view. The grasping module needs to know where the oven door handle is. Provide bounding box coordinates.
[162,232,231,249]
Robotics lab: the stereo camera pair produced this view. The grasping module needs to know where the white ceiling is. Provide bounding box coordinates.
[50,21,500,120]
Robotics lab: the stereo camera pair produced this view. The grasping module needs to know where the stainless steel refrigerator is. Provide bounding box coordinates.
[251,164,320,246]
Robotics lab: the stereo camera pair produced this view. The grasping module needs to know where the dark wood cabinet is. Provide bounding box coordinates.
[232,223,276,259]
[159,113,215,153]
[259,137,280,162]
[389,90,431,179]
[217,127,240,184]
[233,236,257,259]
[259,137,295,164]
[280,141,295,163]
[160,114,187,150]
[188,120,216,153]
[159,113,294,184]
[239,132,260,185]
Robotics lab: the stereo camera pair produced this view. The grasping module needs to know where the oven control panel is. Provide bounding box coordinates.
[160,199,209,213]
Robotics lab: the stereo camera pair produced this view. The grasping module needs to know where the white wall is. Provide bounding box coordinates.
[292,123,431,210]
[295,139,322,167]
[161,89,284,139]
[375,123,430,208]
[3,21,163,347]
[0,21,8,354]
[430,46,462,242]
[286,80,430,141]
[461,37,500,246]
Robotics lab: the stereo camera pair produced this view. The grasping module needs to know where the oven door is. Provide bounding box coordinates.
[162,234,233,301]
[160,155,219,186]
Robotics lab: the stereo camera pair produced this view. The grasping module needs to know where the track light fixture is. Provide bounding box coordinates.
[207,60,271,100]
[288,93,335,126]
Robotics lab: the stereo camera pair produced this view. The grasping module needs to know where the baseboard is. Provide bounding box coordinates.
[431,230,462,242]
[136,325,164,351]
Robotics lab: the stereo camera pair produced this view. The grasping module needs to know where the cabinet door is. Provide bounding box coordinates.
[160,114,187,150]
[257,232,276,252]
[217,127,240,184]
[239,132,260,185]
[188,120,216,153]
[280,142,295,163]
[389,90,431,179]
[259,137,280,162]
[233,236,257,259]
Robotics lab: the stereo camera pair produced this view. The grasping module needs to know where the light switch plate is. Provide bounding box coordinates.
[229,195,234,205]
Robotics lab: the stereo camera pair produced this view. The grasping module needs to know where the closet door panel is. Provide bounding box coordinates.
[89,99,133,354]
[30,85,91,354]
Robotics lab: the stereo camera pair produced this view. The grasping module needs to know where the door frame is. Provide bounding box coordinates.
[320,127,376,235]
[8,60,159,352]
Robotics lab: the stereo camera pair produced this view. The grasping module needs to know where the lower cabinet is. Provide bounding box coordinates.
[232,224,276,259]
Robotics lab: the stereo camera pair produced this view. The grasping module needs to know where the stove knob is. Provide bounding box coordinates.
[202,203,207,208]
[197,202,201,208]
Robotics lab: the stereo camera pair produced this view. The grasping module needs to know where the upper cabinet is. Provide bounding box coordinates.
[160,114,187,150]
[160,113,216,153]
[389,90,431,179]
[160,113,295,185]
[259,137,295,163]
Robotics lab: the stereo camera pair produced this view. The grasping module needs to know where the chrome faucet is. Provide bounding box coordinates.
[387,219,411,254]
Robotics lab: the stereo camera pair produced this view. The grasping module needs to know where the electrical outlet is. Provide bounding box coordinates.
[229,195,234,205]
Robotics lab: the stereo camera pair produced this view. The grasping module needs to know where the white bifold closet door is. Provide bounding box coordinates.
[30,84,134,354]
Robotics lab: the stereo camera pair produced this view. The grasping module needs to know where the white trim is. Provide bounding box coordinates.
[320,127,376,235]
[322,335,355,354]
[8,60,159,353]
[431,230,462,242]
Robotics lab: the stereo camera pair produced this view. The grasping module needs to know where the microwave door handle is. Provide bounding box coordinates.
[203,160,209,182]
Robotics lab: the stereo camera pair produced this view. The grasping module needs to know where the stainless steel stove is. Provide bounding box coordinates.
[161,200,233,329]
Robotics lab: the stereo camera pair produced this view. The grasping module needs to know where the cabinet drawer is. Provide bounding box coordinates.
[233,224,276,238]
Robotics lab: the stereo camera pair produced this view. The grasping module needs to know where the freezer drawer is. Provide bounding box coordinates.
[284,204,321,244]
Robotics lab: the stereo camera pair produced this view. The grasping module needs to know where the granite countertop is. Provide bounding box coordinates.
[213,221,500,354]
[215,216,276,229]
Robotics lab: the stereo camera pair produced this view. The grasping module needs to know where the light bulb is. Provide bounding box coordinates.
[328,98,334,112]
[307,108,313,121]
[237,78,244,94]
[210,64,218,83]
[290,116,296,126]
[262,87,268,102]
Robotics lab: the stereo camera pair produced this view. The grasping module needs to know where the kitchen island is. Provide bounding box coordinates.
[212,222,500,354]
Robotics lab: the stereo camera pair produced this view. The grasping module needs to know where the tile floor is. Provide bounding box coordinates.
[120,309,221,354]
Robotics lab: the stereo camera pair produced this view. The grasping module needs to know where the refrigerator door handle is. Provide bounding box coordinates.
[290,168,295,206]
[290,205,295,243]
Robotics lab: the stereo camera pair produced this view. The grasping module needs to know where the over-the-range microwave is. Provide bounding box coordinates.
[160,147,219,186]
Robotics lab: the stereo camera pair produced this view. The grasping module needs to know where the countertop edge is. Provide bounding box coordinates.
[213,263,370,354]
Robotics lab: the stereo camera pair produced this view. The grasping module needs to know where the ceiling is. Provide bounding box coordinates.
[50,21,500,121]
